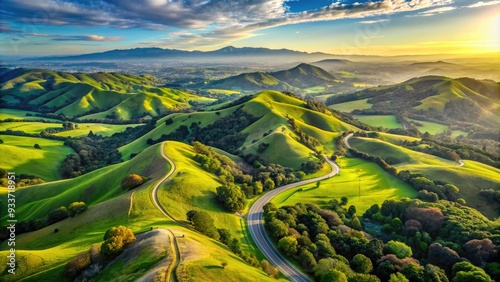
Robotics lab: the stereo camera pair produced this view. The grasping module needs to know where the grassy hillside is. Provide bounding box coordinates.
[0,143,278,281]
[326,75,500,130]
[271,157,416,214]
[0,68,214,120]
[349,137,500,218]
[0,135,74,181]
[120,90,357,169]
[205,63,338,93]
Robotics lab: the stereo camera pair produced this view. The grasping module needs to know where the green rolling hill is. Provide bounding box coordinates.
[326,75,500,129]
[204,63,338,93]
[348,136,500,218]
[0,68,214,120]
[120,90,358,169]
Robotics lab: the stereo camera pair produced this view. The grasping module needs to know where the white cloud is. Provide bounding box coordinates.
[358,19,390,24]
[467,0,500,8]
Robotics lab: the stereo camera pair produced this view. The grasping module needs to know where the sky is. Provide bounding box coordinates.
[0,0,498,57]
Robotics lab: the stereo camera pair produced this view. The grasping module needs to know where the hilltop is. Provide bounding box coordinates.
[204,63,338,93]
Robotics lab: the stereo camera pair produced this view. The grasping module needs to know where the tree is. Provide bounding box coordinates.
[263,202,278,214]
[0,168,7,178]
[278,236,298,256]
[217,228,232,245]
[216,184,246,212]
[101,235,124,258]
[266,219,289,239]
[221,262,227,269]
[103,226,136,245]
[65,251,91,279]
[68,202,87,217]
[385,240,413,259]
[463,238,497,268]
[228,238,241,254]
[34,143,42,149]
[253,181,263,195]
[401,264,425,282]
[389,273,409,282]
[264,178,275,190]
[186,210,198,222]
[340,196,349,206]
[121,174,145,190]
[316,181,321,188]
[191,211,219,240]
[321,269,347,282]
[48,206,69,224]
[261,260,279,278]
[452,261,492,282]
[0,138,3,144]
[351,254,373,274]
[351,216,362,231]
[424,264,449,282]
[299,249,317,272]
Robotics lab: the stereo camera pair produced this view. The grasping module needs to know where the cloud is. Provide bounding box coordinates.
[419,6,456,16]
[0,0,457,48]
[358,19,389,24]
[467,0,500,8]
[27,33,123,41]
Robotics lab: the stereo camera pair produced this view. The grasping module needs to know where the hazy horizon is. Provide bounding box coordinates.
[1,0,498,57]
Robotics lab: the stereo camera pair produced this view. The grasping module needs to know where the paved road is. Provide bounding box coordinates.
[247,158,340,282]
[343,132,354,148]
[150,142,180,282]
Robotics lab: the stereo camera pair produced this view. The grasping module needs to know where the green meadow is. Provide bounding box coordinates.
[352,115,402,129]
[271,157,416,214]
[328,99,373,113]
[349,137,500,218]
[0,135,74,181]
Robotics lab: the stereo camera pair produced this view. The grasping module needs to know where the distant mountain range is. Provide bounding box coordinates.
[23,46,335,62]
[204,63,338,92]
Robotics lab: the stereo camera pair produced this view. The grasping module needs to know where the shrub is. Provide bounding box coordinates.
[48,206,69,224]
[65,251,91,279]
[121,174,146,190]
[34,143,42,149]
[68,202,87,217]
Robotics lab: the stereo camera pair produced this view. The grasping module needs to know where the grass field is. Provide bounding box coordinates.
[271,157,416,214]
[0,109,61,121]
[328,99,373,113]
[352,115,402,129]
[305,86,325,94]
[206,89,241,95]
[0,135,74,181]
[349,137,500,218]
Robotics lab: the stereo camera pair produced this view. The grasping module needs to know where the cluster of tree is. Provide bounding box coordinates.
[65,226,135,280]
[264,198,498,282]
[120,174,147,190]
[0,171,44,188]
[0,129,69,141]
[150,107,258,155]
[192,141,301,211]
[479,189,500,204]
[60,123,151,178]
[0,201,88,241]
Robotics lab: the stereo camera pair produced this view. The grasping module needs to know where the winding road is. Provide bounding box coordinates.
[151,142,181,282]
[247,158,340,282]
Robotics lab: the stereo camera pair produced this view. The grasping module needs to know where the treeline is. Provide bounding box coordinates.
[60,123,151,178]
[348,147,464,204]
[192,142,304,212]
[0,129,69,141]
[264,198,498,282]
[150,107,258,155]
[0,202,87,241]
